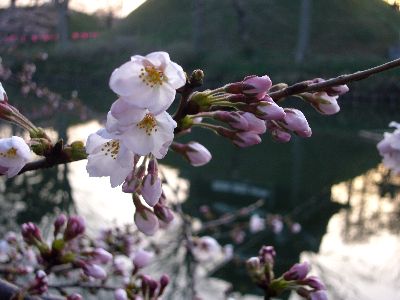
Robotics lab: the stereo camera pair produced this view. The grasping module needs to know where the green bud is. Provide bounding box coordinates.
[52,238,65,251]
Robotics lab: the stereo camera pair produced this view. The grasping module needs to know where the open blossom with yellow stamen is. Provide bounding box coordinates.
[0,136,31,177]
[86,129,135,187]
[106,102,176,158]
[109,51,186,115]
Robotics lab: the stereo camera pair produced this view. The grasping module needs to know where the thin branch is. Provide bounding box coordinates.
[17,156,86,175]
[269,58,400,100]
[48,283,118,291]
[195,199,264,233]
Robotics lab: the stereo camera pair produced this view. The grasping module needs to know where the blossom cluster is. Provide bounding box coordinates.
[0,214,169,300]
[377,121,400,174]
[247,245,327,299]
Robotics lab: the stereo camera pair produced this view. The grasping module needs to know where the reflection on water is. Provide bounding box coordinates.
[1,111,400,299]
[290,165,400,300]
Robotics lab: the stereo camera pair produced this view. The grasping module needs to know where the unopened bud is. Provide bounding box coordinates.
[64,216,85,241]
[283,262,310,281]
[54,214,67,236]
[21,222,42,245]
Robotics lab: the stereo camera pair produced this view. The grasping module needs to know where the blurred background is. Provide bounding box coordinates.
[0,0,400,299]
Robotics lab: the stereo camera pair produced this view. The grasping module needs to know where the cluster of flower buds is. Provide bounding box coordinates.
[246,245,327,299]
[377,121,400,174]
[114,274,170,300]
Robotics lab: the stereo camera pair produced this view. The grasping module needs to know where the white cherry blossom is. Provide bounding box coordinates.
[106,107,176,159]
[109,51,186,114]
[86,129,134,187]
[0,136,31,177]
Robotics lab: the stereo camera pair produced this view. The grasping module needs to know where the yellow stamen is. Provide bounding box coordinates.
[139,66,165,87]
[101,140,120,160]
[137,113,158,136]
[0,147,17,158]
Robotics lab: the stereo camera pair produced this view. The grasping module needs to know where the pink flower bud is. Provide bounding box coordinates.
[282,109,312,138]
[83,263,107,279]
[64,216,85,241]
[234,131,262,147]
[154,203,174,223]
[184,142,212,166]
[242,75,272,100]
[28,270,48,295]
[141,174,162,207]
[266,121,291,142]
[134,208,159,236]
[283,262,310,281]
[255,97,285,120]
[303,92,340,115]
[67,293,83,300]
[133,249,153,268]
[258,246,276,265]
[310,290,328,300]
[241,112,266,134]
[246,257,261,270]
[21,222,42,244]
[159,274,170,296]
[114,289,128,300]
[92,248,113,264]
[54,214,67,235]
[214,111,249,130]
[301,276,326,290]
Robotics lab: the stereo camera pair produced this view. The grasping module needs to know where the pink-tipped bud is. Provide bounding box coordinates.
[310,290,329,300]
[133,249,153,269]
[327,84,349,96]
[64,216,85,241]
[302,92,340,115]
[28,270,48,295]
[255,97,285,120]
[234,131,262,148]
[114,289,128,300]
[83,263,107,279]
[154,203,174,223]
[258,246,276,265]
[159,274,170,296]
[67,293,83,300]
[241,112,266,134]
[283,262,310,281]
[266,121,291,143]
[92,248,113,264]
[21,222,42,245]
[242,75,272,100]
[282,109,312,138]
[122,171,137,193]
[54,214,67,235]
[185,142,212,167]
[214,111,249,130]
[141,174,162,207]
[134,208,159,236]
[301,276,326,290]
[246,257,261,271]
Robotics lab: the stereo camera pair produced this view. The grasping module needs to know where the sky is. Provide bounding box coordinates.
[0,0,147,17]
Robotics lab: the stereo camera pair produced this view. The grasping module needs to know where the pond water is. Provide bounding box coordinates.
[0,96,399,299]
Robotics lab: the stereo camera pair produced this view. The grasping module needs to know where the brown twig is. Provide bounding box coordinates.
[195,199,265,233]
[269,58,400,100]
[0,278,64,300]
[17,156,86,175]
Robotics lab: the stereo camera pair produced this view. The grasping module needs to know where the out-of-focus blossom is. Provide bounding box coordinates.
[82,263,107,279]
[377,122,400,174]
[283,262,310,281]
[114,289,128,300]
[0,82,6,101]
[192,236,221,261]
[249,214,265,233]
[109,51,186,114]
[132,249,153,269]
[0,136,31,177]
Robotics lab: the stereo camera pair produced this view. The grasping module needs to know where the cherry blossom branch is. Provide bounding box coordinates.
[195,199,264,233]
[269,58,400,101]
[18,156,86,175]
[48,282,118,291]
